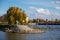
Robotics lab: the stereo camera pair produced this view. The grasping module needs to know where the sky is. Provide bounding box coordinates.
[0,0,60,20]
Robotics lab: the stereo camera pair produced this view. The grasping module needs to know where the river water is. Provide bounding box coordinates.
[0,25,60,40]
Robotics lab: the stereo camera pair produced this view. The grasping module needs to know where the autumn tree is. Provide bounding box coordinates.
[7,7,27,25]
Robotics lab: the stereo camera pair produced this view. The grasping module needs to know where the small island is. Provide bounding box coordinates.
[0,7,46,33]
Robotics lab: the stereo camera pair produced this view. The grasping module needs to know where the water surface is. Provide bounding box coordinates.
[0,25,60,40]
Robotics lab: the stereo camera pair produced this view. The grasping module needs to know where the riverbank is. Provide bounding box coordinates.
[0,24,16,33]
[0,24,47,33]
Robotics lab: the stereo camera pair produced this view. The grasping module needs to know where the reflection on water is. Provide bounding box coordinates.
[0,31,7,40]
[7,33,27,40]
[0,25,60,40]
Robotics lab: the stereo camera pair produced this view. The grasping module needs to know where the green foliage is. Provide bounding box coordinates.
[7,7,27,25]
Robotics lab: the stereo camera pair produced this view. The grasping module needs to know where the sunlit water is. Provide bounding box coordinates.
[0,25,60,40]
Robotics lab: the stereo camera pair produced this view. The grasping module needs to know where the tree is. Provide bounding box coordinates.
[7,7,27,25]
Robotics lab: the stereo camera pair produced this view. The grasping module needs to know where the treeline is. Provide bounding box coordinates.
[28,19,60,25]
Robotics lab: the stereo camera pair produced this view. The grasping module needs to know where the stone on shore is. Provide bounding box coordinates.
[17,25,44,33]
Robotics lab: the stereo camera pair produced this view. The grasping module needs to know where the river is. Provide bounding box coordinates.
[0,25,60,40]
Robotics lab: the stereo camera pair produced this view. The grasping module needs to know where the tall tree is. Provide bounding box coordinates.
[7,7,27,25]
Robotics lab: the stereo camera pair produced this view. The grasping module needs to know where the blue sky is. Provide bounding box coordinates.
[0,0,60,20]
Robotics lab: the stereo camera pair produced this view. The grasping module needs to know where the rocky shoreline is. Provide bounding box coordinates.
[0,25,47,33]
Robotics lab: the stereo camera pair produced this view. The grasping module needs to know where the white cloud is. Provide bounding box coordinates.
[51,1,60,10]
[55,13,60,16]
[51,1,60,4]
[55,6,60,10]
[52,13,60,19]
[36,8,50,15]
[29,6,37,9]
[29,6,51,15]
